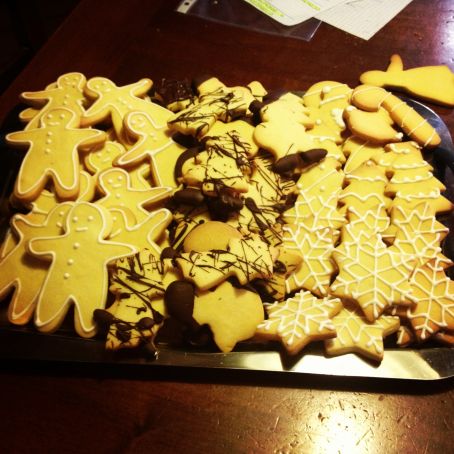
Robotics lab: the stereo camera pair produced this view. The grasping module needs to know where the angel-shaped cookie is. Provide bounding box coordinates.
[360,54,454,107]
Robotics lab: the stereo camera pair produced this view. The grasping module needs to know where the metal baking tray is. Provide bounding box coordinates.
[0,97,453,381]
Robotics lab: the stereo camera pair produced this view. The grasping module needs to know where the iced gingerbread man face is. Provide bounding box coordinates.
[82,76,170,140]
[86,77,116,94]
[97,167,172,223]
[57,72,86,91]
[41,108,77,128]
[85,141,125,174]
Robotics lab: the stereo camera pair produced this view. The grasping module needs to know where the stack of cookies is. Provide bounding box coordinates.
[1,59,453,362]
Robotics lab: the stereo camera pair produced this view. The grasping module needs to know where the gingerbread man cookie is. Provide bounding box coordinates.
[0,203,73,325]
[21,170,95,224]
[96,167,172,223]
[82,77,172,140]
[6,107,106,203]
[28,202,137,337]
[303,81,352,144]
[108,207,172,255]
[84,140,126,175]
[21,72,88,130]
[116,110,185,188]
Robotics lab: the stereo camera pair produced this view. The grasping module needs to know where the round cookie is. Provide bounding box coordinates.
[182,221,242,252]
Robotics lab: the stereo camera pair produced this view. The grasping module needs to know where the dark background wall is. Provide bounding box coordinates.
[1,0,80,93]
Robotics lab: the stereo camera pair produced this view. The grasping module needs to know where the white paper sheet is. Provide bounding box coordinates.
[242,0,347,26]
[316,0,414,40]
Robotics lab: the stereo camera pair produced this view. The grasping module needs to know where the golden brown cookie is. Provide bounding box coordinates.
[342,136,385,175]
[192,280,264,353]
[21,72,88,129]
[283,223,337,297]
[176,234,277,291]
[360,54,454,107]
[331,233,414,321]
[0,203,73,325]
[96,167,172,223]
[256,291,342,355]
[325,302,400,362]
[282,157,345,231]
[82,77,172,140]
[168,77,256,138]
[182,220,242,252]
[406,259,454,341]
[116,110,185,188]
[6,108,106,203]
[98,295,164,351]
[388,202,452,270]
[28,202,137,337]
[350,84,441,147]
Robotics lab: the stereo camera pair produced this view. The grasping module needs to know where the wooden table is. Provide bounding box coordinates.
[0,0,453,452]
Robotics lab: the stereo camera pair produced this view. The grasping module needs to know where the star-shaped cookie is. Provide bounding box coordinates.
[407,259,454,341]
[325,303,400,362]
[331,233,414,321]
[256,291,342,355]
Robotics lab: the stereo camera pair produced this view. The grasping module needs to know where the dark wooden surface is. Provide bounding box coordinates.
[0,0,453,452]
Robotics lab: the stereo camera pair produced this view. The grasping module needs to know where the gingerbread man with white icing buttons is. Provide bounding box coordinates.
[96,167,172,223]
[82,77,172,140]
[0,203,73,326]
[21,72,88,130]
[6,107,106,203]
[108,207,172,256]
[116,110,185,188]
[28,202,138,337]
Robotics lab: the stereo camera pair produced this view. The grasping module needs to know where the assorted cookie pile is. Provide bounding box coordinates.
[1,56,454,363]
